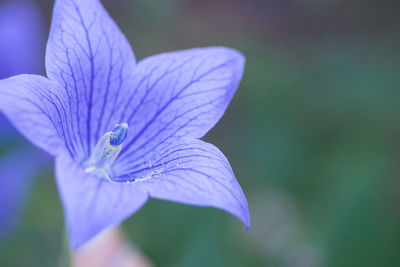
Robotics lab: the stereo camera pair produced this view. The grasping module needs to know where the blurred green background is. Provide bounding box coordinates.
[1,0,400,266]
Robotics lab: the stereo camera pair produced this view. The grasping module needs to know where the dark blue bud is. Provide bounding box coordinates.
[109,123,128,146]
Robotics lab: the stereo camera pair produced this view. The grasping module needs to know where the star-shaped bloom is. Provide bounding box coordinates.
[0,0,47,238]
[0,0,250,249]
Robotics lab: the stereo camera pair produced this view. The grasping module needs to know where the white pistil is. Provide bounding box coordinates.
[85,123,128,183]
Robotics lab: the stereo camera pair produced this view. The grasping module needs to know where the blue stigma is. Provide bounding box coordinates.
[84,122,129,183]
[109,123,128,147]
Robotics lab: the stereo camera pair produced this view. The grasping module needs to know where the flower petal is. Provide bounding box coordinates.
[0,115,13,142]
[0,0,44,78]
[0,149,38,239]
[0,0,45,142]
[55,153,148,250]
[46,0,136,159]
[0,75,63,155]
[115,47,245,171]
[116,138,250,230]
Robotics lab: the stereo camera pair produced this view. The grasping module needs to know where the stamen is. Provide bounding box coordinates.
[84,123,128,183]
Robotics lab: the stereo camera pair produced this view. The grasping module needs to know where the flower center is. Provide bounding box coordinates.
[84,123,128,183]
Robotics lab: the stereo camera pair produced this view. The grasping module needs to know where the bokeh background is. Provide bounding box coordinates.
[1,0,400,266]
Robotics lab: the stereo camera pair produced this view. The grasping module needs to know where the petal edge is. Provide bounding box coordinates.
[118,138,250,229]
[55,153,148,250]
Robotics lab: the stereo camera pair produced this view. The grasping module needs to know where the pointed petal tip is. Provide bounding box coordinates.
[237,203,251,231]
[56,154,149,251]
[245,216,251,232]
[69,225,115,251]
[213,46,245,63]
[0,74,62,155]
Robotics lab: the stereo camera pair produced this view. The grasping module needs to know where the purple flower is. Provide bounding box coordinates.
[0,150,38,239]
[0,0,44,140]
[0,0,44,78]
[0,0,46,238]
[0,0,250,249]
